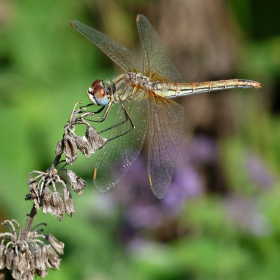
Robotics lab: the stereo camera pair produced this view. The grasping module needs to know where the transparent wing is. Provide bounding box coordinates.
[136,14,184,83]
[71,20,142,73]
[93,88,148,192]
[147,93,185,199]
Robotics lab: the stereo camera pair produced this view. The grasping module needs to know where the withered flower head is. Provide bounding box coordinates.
[0,220,64,279]
[59,102,107,165]
[27,166,77,221]
[0,102,110,279]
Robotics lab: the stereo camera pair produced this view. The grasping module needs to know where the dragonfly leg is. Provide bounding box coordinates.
[79,103,105,114]
[101,102,135,142]
[80,100,135,142]
[80,103,112,123]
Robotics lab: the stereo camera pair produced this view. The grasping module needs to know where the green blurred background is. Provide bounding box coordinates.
[1,0,280,279]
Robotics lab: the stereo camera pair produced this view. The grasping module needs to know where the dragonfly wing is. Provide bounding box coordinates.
[136,14,184,83]
[93,89,148,193]
[147,93,185,199]
[71,20,142,73]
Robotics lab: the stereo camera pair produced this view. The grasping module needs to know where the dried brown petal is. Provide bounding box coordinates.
[45,235,64,255]
[63,135,78,164]
[55,140,64,156]
[12,253,19,269]
[66,170,87,195]
[42,188,53,214]
[26,248,35,272]
[34,245,46,271]
[11,254,20,279]
[0,244,6,269]
[75,136,93,158]
[17,252,28,274]
[5,249,14,270]
[51,192,65,221]
[76,177,87,193]
[45,245,61,269]
[27,179,40,208]
[36,268,48,278]
[85,125,106,151]
[62,188,75,217]
[21,271,33,280]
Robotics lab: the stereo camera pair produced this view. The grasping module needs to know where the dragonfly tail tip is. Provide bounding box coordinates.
[254,81,261,89]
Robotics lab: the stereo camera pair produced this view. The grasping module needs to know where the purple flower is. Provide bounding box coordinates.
[224,194,271,236]
[245,152,276,188]
[163,166,203,214]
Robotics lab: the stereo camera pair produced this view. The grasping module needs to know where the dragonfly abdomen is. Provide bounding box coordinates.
[153,79,261,98]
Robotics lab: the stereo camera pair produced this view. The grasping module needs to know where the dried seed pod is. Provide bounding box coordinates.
[63,135,78,164]
[5,249,14,270]
[42,188,53,215]
[55,140,64,156]
[75,136,93,158]
[66,170,87,195]
[44,244,61,269]
[45,235,64,255]
[85,125,107,151]
[51,192,65,221]
[62,188,75,217]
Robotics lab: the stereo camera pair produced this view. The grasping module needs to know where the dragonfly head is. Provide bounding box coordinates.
[87,79,109,106]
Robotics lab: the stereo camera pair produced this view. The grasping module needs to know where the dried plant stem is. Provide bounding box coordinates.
[0,102,106,280]
[21,205,38,240]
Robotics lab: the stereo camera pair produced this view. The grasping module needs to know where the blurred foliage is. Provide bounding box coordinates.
[1,0,280,279]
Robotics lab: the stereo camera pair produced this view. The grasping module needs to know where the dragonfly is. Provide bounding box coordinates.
[71,14,260,199]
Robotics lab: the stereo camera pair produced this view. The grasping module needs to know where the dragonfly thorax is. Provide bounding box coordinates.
[87,79,110,106]
[126,72,153,90]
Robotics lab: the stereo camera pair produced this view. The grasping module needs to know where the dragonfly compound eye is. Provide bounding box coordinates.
[87,79,109,106]
[87,87,97,105]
